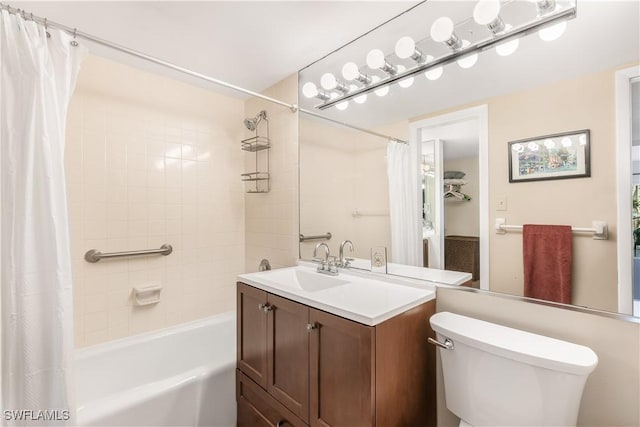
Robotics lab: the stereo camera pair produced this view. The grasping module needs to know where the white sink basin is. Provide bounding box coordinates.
[238,265,435,325]
[257,268,349,292]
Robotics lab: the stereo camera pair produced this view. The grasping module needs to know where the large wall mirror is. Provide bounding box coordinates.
[298,0,640,317]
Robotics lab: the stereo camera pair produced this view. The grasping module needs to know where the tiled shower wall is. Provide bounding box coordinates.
[66,56,245,347]
[244,75,299,272]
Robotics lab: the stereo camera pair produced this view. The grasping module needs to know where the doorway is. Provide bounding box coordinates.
[410,105,489,288]
[615,66,640,316]
[631,77,640,316]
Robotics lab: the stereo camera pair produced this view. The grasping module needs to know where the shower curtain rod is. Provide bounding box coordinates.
[300,108,407,144]
[0,3,298,112]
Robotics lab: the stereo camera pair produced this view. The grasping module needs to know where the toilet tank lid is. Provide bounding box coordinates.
[430,312,598,375]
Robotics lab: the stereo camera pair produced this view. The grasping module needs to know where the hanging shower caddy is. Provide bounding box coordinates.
[241,110,270,193]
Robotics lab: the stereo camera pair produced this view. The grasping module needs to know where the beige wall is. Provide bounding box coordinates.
[353,146,391,259]
[66,56,244,347]
[299,117,391,261]
[244,75,299,272]
[487,68,618,311]
[435,288,640,427]
[444,156,480,237]
[412,66,626,312]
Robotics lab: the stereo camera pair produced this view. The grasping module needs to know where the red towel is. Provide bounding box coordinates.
[523,225,572,304]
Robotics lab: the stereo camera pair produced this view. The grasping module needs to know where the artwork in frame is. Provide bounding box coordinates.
[508,129,590,183]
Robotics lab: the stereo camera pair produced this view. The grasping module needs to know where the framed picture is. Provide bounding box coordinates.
[508,129,590,183]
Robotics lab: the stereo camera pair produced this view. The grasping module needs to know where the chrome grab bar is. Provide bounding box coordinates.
[299,232,332,242]
[84,244,173,263]
[428,337,454,350]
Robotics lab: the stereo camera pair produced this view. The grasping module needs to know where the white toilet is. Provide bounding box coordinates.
[430,312,598,427]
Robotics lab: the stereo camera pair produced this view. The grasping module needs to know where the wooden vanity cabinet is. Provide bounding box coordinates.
[237,282,437,427]
[237,283,269,389]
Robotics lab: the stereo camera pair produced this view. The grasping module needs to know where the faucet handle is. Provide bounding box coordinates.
[343,257,354,268]
[327,256,339,273]
[313,257,327,272]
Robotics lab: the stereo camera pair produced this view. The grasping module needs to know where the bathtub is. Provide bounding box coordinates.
[75,311,236,427]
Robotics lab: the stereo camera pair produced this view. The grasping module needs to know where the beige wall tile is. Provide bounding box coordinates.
[243,75,299,273]
[66,55,244,347]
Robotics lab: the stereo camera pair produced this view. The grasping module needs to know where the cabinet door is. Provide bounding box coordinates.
[309,309,375,427]
[237,282,268,388]
[267,294,310,423]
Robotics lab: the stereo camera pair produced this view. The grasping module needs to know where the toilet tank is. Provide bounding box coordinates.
[430,312,598,427]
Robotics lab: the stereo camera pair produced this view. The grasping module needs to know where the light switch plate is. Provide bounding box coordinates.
[371,246,387,274]
[496,195,507,211]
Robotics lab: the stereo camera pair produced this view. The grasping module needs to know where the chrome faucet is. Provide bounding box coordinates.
[313,242,330,261]
[339,240,354,268]
[313,242,338,276]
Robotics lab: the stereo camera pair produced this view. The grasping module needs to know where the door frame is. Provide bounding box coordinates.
[615,65,640,315]
[409,104,489,287]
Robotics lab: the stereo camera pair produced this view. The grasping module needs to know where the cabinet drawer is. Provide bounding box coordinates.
[237,370,307,427]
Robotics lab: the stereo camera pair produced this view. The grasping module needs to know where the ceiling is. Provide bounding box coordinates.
[421,119,479,161]
[12,1,418,97]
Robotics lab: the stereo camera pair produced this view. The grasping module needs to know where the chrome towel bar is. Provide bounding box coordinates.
[84,244,173,263]
[299,232,332,242]
[494,218,608,240]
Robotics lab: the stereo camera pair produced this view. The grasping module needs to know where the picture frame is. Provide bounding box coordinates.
[508,129,590,183]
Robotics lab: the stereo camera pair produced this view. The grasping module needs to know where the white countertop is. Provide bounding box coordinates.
[348,258,471,286]
[238,265,435,326]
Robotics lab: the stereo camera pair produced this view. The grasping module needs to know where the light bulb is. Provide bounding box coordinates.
[544,139,555,149]
[354,94,367,104]
[367,49,386,69]
[396,65,414,88]
[424,55,443,81]
[539,21,567,42]
[456,41,478,69]
[336,101,349,111]
[536,0,557,16]
[302,82,318,99]
[561,137,572,147]
[342,62,360,81]
[320,73,337,90]
[512,143,524,152]
[473,0,501,25]
[395,36,416,59]
[579,134,587,145]
[527,142,539,151]
[371,75,389,97]
[495,37,519,56]
[431,17,454,43]
[350,84,367,104]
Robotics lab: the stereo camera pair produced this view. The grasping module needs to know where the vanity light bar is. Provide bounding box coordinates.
[315,4,577,110]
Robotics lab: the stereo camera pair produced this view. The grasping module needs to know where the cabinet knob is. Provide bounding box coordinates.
[306,322,319,331]
[258,303,273,313]
[275,420,288,427]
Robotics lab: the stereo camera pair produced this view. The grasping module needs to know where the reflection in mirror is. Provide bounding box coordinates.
[299,115,394,264]
[298,0,640,316]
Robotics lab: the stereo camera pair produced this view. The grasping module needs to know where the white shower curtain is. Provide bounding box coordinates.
[0,10,85,425]
[387,140,422,266]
